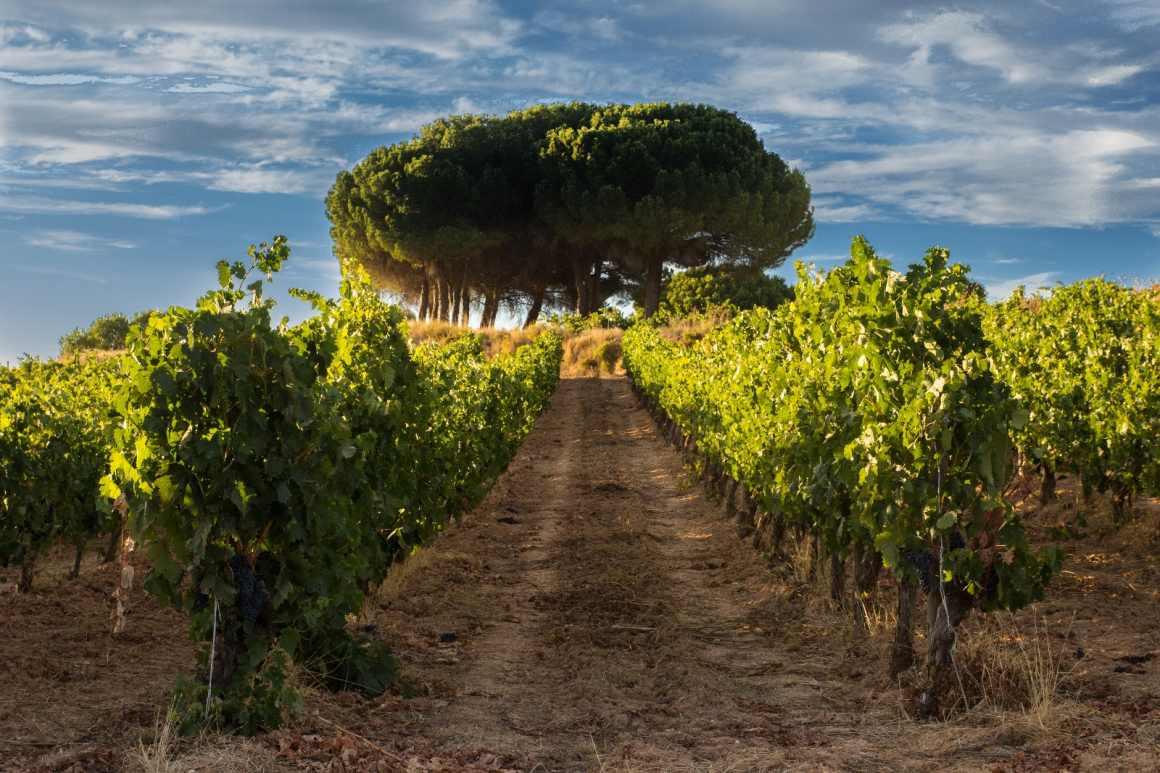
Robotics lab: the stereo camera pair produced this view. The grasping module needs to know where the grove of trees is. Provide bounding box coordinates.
[326,102,814,324]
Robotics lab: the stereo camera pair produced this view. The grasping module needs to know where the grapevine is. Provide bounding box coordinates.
[622,237,1064,697]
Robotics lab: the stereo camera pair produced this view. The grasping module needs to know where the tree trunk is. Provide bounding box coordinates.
[460,285,472,328]
[829,549,847,608]
[890,581,917,676]
[18,557,35,593]
[438,277,451,323]
[1040,464,1056,504]
[572,254,595,316]
[742,488,758,537]
[1111,479,1131,525]
[769,514,786,558]
[852,543,882,631]
[482,291,500,329]
[70,544,84,580]
[643,256,664,318]
[736,487,756,538]
[852,542,867,629]
[457,265,470,327]
[925,579,973,672]
[103,528,122,566]
[918,574,975,716]
[418,276,430,322]
[724,478,738,522]
[523,288,544,328]
[807,536,825,582]
[589,258,603,312]
[450,280,461,326]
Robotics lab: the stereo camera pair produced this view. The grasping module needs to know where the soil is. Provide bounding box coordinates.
[2,376,1159,772]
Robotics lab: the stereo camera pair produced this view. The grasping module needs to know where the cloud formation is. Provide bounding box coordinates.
[0,1,1157,233]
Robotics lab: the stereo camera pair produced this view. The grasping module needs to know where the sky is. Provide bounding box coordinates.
[1,0,1159,363]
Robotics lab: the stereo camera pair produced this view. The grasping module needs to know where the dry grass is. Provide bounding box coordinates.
[56,348,125,364]
[406,320,543,358]
[373,540,442,607]
[127,714,178,773]
[950,614,1081,729]
[654,310,731,347]
[560,327,624,377]
[126,713,277,773]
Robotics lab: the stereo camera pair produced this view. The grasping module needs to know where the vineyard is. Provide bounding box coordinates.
[2,238,1160,771]
[2,239,563,737]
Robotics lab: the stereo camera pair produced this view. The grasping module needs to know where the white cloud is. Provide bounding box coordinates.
[0,1,1156,237]
[1102,0,1160,31]
[812,200,879,222]
[165,81,251,93]
[25,229,138,250]
[0,70,140,85]
[1086,64,1144,86]
[207,166,312,194]
[805,128,1157,227]
[985,271,1058,301]
[0,195,222,218]
[878,12,1044,85]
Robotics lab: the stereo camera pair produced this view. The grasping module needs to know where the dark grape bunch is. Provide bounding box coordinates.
[908,533,990,598]
[982,570,1000,602]
[907,532,967,593]
[907,550,937,594]
[193,590,210,610]
[229,555,268,623]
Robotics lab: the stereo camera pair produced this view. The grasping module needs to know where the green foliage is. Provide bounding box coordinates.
[546,306,633,332]
[655,264,793,321]
[59,314,129,355]
[102,238,562,734]
[0,358,120,583]
[327,102,813,322]
[983,279,1160,520]
[58,310,159,356]
[623,237,1063,617]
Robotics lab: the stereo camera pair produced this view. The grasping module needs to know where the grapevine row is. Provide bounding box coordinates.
[1,238,561,734]
[622,238,1063,708]
[984,280,1160,521]
[0,358,122,589]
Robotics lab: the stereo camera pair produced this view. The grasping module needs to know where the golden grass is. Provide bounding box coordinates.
[653,309,731,347]
[55,348,125,364]
[560,327,624,377]
[126,713,277,773]
[406,320,543,358]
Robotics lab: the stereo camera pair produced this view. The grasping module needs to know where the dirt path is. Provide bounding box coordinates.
[362,377,865,771]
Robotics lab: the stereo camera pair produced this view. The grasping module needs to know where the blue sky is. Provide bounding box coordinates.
[2,0,1159,363]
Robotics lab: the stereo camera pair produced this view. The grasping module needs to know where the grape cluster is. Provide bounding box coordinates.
[907,550,936,594]
[193,590,209,610]
[908,533,980,598]
[83,509,100,533]
[229,555,267,623]
[982,570,999,602]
